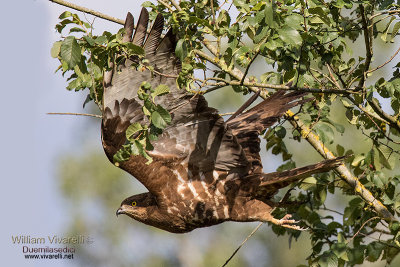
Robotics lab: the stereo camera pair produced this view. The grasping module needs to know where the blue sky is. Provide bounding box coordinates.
[0,1,144,266]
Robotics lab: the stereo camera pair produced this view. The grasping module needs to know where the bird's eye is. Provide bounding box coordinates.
[131,201,137,206]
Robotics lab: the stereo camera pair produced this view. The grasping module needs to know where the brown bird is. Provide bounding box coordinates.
[102,8,342,233]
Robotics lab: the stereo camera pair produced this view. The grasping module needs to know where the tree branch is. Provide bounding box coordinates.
[49,0,124,25]
[358,4,400,133]
[358,4,373,91]
[47,112,102,118]
[367,45,400,74]
[221,223,263,267]
[195,50,360,95]
[368,98,400,132]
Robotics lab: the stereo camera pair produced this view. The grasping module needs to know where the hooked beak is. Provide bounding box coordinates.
[116,207,125,217]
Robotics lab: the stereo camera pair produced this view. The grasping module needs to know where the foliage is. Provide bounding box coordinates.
[113,82,171,164]
[52,11,172,164]
[51,0,400,266]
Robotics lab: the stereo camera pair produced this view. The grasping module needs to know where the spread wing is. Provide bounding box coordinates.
[101,9,249,195]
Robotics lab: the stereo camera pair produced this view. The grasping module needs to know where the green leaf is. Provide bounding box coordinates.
[94,36,107,45]
[131,140,142,156]
[151,105,171,129]
[319,252,338,267]
[381,17,395,42]
[59,11,72,19]
[176,39,188,61]
[142,1,154,8]
[351,155,365,167]
[113,144,131,163]
[126,123,143,140]
[308,7,331,26]
[60,36,81,69]
[331,243,348,260]
[299,177,317,190]
[264,1,276,28]
[275,126,286,138]
[125,43,145,55]
[73,65,85,79]
[315,123,334,144]
[341,98,352,107]
[66,78,81,90]
[140,81,152,91]
[132,140,153,164]
[285,13,303,30]
[377,146,392,170]
[336,144,345,156]
[51,41,62,58]
[338,232,346,243]
[83,35,95,46]
[366,242,385,262]
[345,109,359,125]
[151,84,170,100]
[391,21,400,40]
[69,27,85,33]
[278,26,302,47]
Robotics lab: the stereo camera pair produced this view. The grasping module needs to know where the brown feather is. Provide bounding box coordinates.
[132,8,149,46]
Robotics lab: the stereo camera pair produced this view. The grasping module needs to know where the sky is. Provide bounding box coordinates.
[0,1,145,266]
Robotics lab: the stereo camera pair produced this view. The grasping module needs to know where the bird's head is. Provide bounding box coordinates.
[116,193,157,222]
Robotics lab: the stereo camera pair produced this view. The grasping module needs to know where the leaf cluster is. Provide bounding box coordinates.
[113,82,172,164]
[51,11,145,108]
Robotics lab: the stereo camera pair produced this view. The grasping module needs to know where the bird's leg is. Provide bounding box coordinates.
[231,198,308,231]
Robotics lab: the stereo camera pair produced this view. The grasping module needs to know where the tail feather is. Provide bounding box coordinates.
[260,157,344,188]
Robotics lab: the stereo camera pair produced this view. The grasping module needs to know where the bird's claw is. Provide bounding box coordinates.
[277,214,308,231]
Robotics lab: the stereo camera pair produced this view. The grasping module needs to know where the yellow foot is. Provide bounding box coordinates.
[274,214,308,231]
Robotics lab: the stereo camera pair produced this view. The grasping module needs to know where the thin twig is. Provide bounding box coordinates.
[169,0,182,11]
[222,188,300,266]
[367,45,400,73]
[202,80,359,95]
[326,64,342,90]
[370,9,400,20]
[157,0,174,12]
[240,51,260,86]
[219,112,235,116]
[49,0,124,25]
[358,4,373,91]
[47,112,102,118]
[221,223,263,267]
[347,216,380,243]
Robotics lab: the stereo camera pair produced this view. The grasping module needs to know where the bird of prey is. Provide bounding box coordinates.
[102,8,342,233]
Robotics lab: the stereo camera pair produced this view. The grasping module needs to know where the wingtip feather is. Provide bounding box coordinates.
[132,8,149,46]
[123,12,134,42]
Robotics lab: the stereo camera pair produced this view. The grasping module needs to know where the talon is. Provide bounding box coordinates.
[278,214,297,225]
[281,224,309,231]
[281,214,292,220]
[275,214,307,231]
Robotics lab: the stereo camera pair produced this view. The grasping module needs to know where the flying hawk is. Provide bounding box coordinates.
[102,8,342,233]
